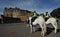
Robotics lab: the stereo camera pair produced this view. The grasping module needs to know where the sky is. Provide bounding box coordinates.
[0,0,60,15]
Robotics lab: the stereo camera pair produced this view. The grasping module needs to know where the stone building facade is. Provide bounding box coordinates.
[3,7,33,21]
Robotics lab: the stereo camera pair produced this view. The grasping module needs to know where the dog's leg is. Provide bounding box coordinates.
[33,26,35,32]
[55,22,58,33]
[30,24,33,33]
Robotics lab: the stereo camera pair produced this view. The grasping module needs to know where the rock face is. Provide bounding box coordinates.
[3,7,33,21]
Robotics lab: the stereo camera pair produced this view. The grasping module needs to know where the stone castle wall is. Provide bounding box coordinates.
[3,7,33,21]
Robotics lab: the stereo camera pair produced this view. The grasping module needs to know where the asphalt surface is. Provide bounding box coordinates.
[0,22,60,37]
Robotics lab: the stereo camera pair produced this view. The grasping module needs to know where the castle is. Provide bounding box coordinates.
[3,7,33,21]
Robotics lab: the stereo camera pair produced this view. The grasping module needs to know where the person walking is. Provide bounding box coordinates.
[45,12,49,21]
[32,11,37,17]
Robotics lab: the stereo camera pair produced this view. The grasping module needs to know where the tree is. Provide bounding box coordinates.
[50,7,60,19]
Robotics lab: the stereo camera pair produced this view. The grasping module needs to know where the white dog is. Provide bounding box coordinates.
[46,17,58,33]
[29,16,46,36]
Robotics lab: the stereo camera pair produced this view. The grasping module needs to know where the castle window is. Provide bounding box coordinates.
[6,14,8,16]
[10,14,12,17]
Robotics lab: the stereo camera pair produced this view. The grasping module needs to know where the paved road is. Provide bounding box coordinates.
[0,23,60,37]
